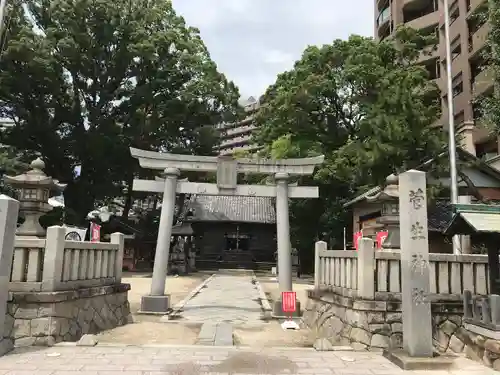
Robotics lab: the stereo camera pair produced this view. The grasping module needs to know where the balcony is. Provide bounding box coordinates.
[403,0,429,7]
[222,124,256,138]
[418,44,439,63]
[406,10,439,30]
[219,144,262,156]
[467,0,487,17]
[219,134,253,148]
[469,22,489,57]
[472,67,494,98]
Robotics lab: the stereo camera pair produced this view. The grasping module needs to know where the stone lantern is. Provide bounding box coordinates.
[365,174,400,249]
[4,157,66,238]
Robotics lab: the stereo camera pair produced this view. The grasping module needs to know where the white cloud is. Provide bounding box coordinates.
[171,0,374,98]
[263,50,295,65]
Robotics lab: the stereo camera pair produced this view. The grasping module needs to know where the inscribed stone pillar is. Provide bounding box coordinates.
[0,195,19,355]
[141,167,179,313]
[399,170,433,357]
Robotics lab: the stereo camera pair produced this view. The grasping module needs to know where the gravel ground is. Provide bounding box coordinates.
[97,272,210,345]
[97,271,317,348]
[233,274,316,348]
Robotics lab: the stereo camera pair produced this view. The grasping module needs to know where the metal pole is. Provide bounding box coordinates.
[0,0,7,35]
[442,0,461,254]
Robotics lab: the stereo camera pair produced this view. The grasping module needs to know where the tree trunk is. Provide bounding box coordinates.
[122,173,134,219]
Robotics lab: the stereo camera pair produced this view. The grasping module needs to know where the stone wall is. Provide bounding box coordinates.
[304,290,500,371]
[4,283,131,347]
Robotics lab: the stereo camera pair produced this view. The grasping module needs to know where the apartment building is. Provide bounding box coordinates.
[375,0,495,160]
[214,96,261,156]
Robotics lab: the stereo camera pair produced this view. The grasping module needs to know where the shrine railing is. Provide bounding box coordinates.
[9,226,124,292]
[314,238,490,300]
[463,291,500,332]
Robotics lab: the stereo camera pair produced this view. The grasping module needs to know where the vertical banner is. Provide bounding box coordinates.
[90,222,101,242]
[281,291,296,314]
[353,231,362,250]
[376,231,389,249]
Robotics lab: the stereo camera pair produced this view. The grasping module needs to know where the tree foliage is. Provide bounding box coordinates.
[255,27,446,260]
[0,0,240,223]
[482,0,500,130]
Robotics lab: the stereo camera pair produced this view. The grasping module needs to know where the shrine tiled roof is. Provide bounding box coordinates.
[184,195,276,224]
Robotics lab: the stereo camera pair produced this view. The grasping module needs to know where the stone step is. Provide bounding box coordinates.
[196,322,233,346]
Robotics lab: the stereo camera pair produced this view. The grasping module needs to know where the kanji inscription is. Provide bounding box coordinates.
[409,188,425,210]
[410,221,426,240]
[412,288,428,306]
[410,254,428,275]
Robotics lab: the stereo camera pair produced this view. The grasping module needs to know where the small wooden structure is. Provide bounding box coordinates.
[445,204,500,295]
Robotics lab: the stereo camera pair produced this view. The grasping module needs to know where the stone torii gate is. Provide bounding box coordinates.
[130,147,324,315]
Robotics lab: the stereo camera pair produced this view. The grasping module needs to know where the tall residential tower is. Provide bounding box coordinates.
[215,96,261,156]
[375,0,494,159]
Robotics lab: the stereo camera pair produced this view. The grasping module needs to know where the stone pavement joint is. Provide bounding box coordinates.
[0,344,496,374]
[197,322,233,346]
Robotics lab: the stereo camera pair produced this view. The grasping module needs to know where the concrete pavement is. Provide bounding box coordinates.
[0,343,495,375]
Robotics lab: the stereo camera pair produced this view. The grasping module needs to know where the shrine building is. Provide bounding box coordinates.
[179,195,277,270]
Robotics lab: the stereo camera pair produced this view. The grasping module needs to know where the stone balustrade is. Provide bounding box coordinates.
[306,238,494,356]
[4,225,130,347]
[314,239,489,301]
[9,226,124,293]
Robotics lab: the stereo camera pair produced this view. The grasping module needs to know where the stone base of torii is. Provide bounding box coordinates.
[129,148,324,317]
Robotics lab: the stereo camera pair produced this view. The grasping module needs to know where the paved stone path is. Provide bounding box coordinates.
[179,274,264,325]
[0,344,495,374]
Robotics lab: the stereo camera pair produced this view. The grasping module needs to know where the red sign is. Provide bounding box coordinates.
[282,291,296,313]
[376,231,389,249]
[353,231,362,250]
[90,223,101,242]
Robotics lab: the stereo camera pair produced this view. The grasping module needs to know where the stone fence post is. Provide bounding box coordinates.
[314,241,327,288]
[111,232,125,283]
[357,237,375,299]
[42,226,66,291]
[0,196,19,355]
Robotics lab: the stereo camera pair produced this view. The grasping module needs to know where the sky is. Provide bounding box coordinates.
[171,0,375,100]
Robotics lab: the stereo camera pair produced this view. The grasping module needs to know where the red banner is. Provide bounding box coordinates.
[376,231,389,249]
[282,291,296,313]
[90,223,101,242]
[353,231,362,250]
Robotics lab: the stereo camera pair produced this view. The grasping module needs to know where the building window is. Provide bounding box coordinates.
[454,111,464,126]
[449,1,459,25]
[466,0,471,12]
[426,59,441,79]
[452,73,463,97]
[472,102,482,120]
[451,36,461,60]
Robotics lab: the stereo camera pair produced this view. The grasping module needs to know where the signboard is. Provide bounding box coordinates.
[281,291,296,313]
[64,225,87,241]
[376,231,389,249]
[90,222,101,242]
[353,231,362,250]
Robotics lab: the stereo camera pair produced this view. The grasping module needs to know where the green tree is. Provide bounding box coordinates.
[0,146,28,196]
[481,0,499,130]
[255,27,446,264]
[0,0,240,223]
